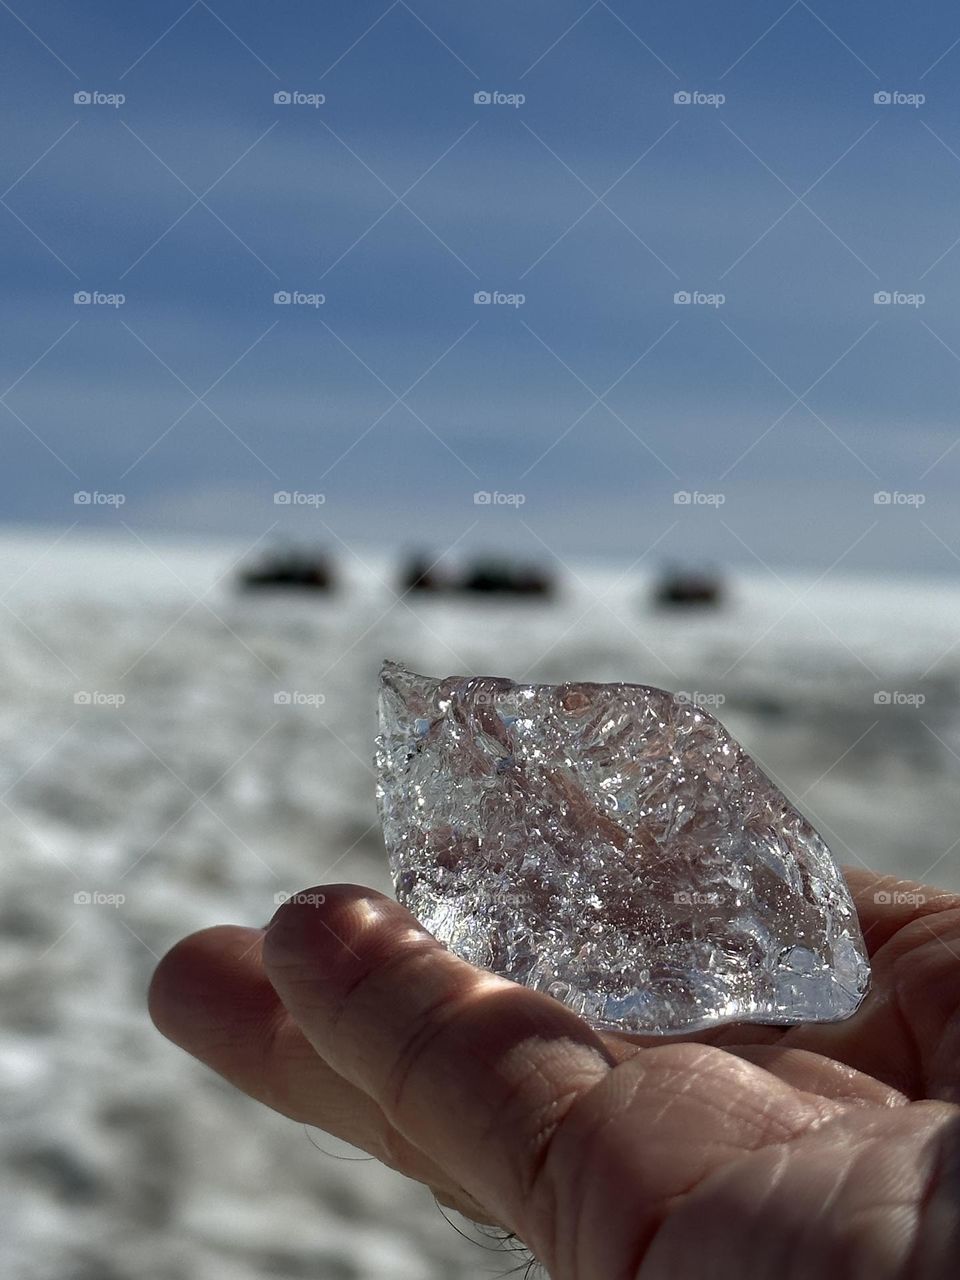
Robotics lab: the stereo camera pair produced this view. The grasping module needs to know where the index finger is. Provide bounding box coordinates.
[260,885,615,1235]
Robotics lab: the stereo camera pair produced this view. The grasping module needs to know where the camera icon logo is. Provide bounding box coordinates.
[74,690,92,704]
[874,91,891,105]
[673,290,691,304]
[874,889,892,903]
[73,491,91,504]
[874,690,892,704]
[74,291,91,305]
[873,491,892,505]
[474,91,492,105]
[873,291,891,305]
[473,490,492,505]
[74,890,92,904]
[274,91,292,104]
[274,691,292,704]
[473,290,491,304]
[74,91,91,105]
[273,290,291,305]
[273,490,292,504]
[674,91,691,105]
[673,490,692,504]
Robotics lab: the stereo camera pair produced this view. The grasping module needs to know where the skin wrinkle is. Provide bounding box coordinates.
[837,1199,923,1279]
[853,1207,922,1280]
[260,1012,460,1194]
[475,1048,605,1207]
[623,1164,760,1280]
[627,1069,863,1280]
[550,1062,652,1275]
[641,1047,720,1130]
[641,1110,952,1280]
[640,1130,849,1280]
[482,1035,621,1252]
[301,929,439,1046]
[792,1139,864,1267]
[379,983,479,1120]
[260,1015,440,1181]
[774,1147,867,1280]
[535,1050,829,1280]
[483,1056,611,1243]
[727,1044,880,1105]
[929,1014,960,1107]
[728,1045,904,1107]
[850,991,920,1100]
[788,1129,923,1279]
[255,1003,303,1114]
[372,1105,435,1177]
[636,1143,794,1280]
[907,1114,960,1278]
[890,919,960,1101]
[515,1081,596,1260]
[519,1061,661,1274]
[639,1049,828,1145]
[637,1146,797,1280]
[476,1041,611,1150]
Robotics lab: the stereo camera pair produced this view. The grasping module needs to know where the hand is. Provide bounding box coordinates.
[149,869,960,1279]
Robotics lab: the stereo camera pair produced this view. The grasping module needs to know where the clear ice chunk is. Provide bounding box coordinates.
[375,661,871,1034]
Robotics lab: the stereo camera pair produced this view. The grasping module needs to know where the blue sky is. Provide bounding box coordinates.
[3,0,960,571]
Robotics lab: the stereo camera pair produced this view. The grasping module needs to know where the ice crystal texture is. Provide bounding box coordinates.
[376,662,871,1034]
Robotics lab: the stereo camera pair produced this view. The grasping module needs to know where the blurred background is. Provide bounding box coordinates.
[3,2,960,1277]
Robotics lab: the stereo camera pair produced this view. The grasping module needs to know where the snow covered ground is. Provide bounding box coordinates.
[2,527,959,1279]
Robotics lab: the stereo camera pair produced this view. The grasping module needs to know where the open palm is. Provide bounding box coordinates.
[150,868,960,1279]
